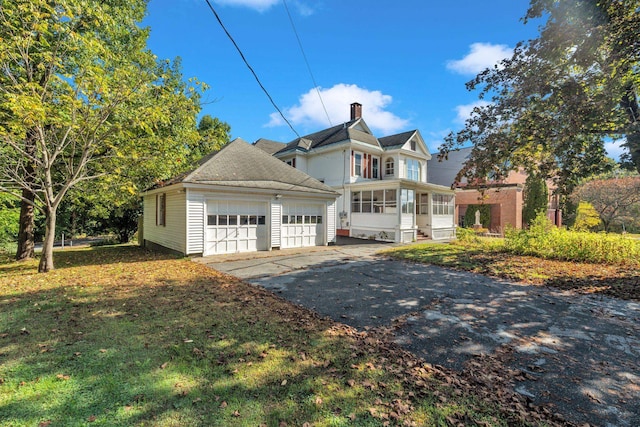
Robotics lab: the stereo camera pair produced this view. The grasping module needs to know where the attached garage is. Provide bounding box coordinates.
[281,202,325,248]
[141,138,339,256]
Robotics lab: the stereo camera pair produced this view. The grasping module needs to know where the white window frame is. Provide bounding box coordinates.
[432,194,454,215]
[401,189,414,214]
[406,159,420,181]
[354,153,362,177]
[385,158,394,177]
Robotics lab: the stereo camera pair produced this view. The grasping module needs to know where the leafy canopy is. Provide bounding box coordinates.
[441,0,640,195]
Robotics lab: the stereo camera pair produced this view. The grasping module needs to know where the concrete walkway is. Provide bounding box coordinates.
[197,244,640,427]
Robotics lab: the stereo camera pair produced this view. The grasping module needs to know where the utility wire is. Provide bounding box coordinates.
[204,0,300,139]
[282,0,332,127]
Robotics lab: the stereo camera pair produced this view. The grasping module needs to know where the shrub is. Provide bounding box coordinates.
[504,211,640,265]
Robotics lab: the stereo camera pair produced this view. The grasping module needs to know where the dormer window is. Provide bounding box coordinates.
[410,140,416,151]
[286,158,296,168]
[385,158,394,176]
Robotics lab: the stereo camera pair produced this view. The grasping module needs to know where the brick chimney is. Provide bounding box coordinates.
[350,102,362,120]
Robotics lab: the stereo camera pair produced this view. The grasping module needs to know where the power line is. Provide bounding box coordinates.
[203,0,300,139]
[282,0,332,127]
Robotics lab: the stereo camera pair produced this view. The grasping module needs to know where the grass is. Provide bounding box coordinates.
[0,246,563,426]
[385,236,640,301]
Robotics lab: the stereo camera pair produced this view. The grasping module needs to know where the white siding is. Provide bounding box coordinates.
[326,200,336,244]
[401,214,414,229]
[143,191,187,254]
[270,201,282,248]
[186,191,205,254]
[307,149,349,187]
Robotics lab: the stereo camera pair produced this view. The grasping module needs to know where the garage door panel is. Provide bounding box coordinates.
[281,203,325,249]
[205,201,268,255]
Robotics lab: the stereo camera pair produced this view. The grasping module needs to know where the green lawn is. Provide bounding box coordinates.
[0,246,557,426]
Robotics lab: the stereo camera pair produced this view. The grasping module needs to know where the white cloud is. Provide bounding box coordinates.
[267,83,409,135]
[447,42,513,75]
[214,0,313,14]
[605,138,627,160]
[454,100,491,124]
[214,0,279,12]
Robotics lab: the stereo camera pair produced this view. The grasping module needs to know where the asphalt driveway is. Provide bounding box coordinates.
[198,243,640,427]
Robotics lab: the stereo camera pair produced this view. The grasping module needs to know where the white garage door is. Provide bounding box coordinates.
[205,200,268,255]
[281,202,324,249]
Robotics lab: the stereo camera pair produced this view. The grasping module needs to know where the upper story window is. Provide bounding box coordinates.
[286,158,296,168]
[385,158,394,176]
[354,153,362,176]
[410,140,416,151]
[372,158,379,179]
[406,158,420,181]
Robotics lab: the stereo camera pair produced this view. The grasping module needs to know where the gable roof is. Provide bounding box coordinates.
[276,118,380,154]
[252,138,286,155]
[379,130,418,149]
[152,138,338,195]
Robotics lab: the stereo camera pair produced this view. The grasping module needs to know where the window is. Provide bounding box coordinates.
[401,189,414,214]
[352,190,397,214]
[354,153,362,176]
[406,159,420,181]
[384,189,397,212]
[385,158,394,176]
[410,140,416,151]
[418,194,429,215]
[432,194,454,215]
[207,215,216,226]
[156,193,166,226]
[372,158,379,179]
[228,215,238,226]
[351,191,361,213]
[361,190,373,213]
[286,158,296,168]
[372,190,384,213]
[282,215,289,224]
[258,216,266,225]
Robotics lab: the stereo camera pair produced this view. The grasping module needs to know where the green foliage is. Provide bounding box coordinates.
[0,0,204,270]
[571,176,640,231]
[523,172,549,227]
[441,0,640,194]
[504,212,640,265]
[0,193,19,244]
[572,201,602,232]
[190,115,231,162]
[463,204,491,228]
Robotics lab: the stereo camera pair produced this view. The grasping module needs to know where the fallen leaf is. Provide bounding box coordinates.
[220,401,227,408]
[160,362,169,369]
[56,374,70,380]
[281,379,287,386]
[232,410,240,417]
[87,415,96,422]
[38,421,52,427]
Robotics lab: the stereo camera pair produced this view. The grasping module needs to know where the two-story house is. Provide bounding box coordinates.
[260,103,456,243]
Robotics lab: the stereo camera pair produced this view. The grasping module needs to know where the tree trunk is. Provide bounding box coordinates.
[38,208,56,273]
[15,130,37,260]
[15,189,35,260]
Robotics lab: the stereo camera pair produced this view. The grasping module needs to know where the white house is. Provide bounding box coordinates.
[141,138,339,256]
[257,103,456,243]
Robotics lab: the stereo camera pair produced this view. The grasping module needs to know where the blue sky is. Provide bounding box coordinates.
[144,0,624,158]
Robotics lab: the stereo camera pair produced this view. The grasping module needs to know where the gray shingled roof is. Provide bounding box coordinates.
[177,138,338,195]
[252,138,286,155]
[276,119,381,154]
[379,130,417,149]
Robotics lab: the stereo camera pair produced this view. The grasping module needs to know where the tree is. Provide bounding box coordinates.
[441,0,640,195]
[192,115,231,161]
[522,172,549,227]
[571,176,640,232]
[0,1,203,272]
[572,201,602,232]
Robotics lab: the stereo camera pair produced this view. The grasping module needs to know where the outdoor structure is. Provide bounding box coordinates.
[141,138,339,256]
[428,147,561,232]
[256,103,456,242]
